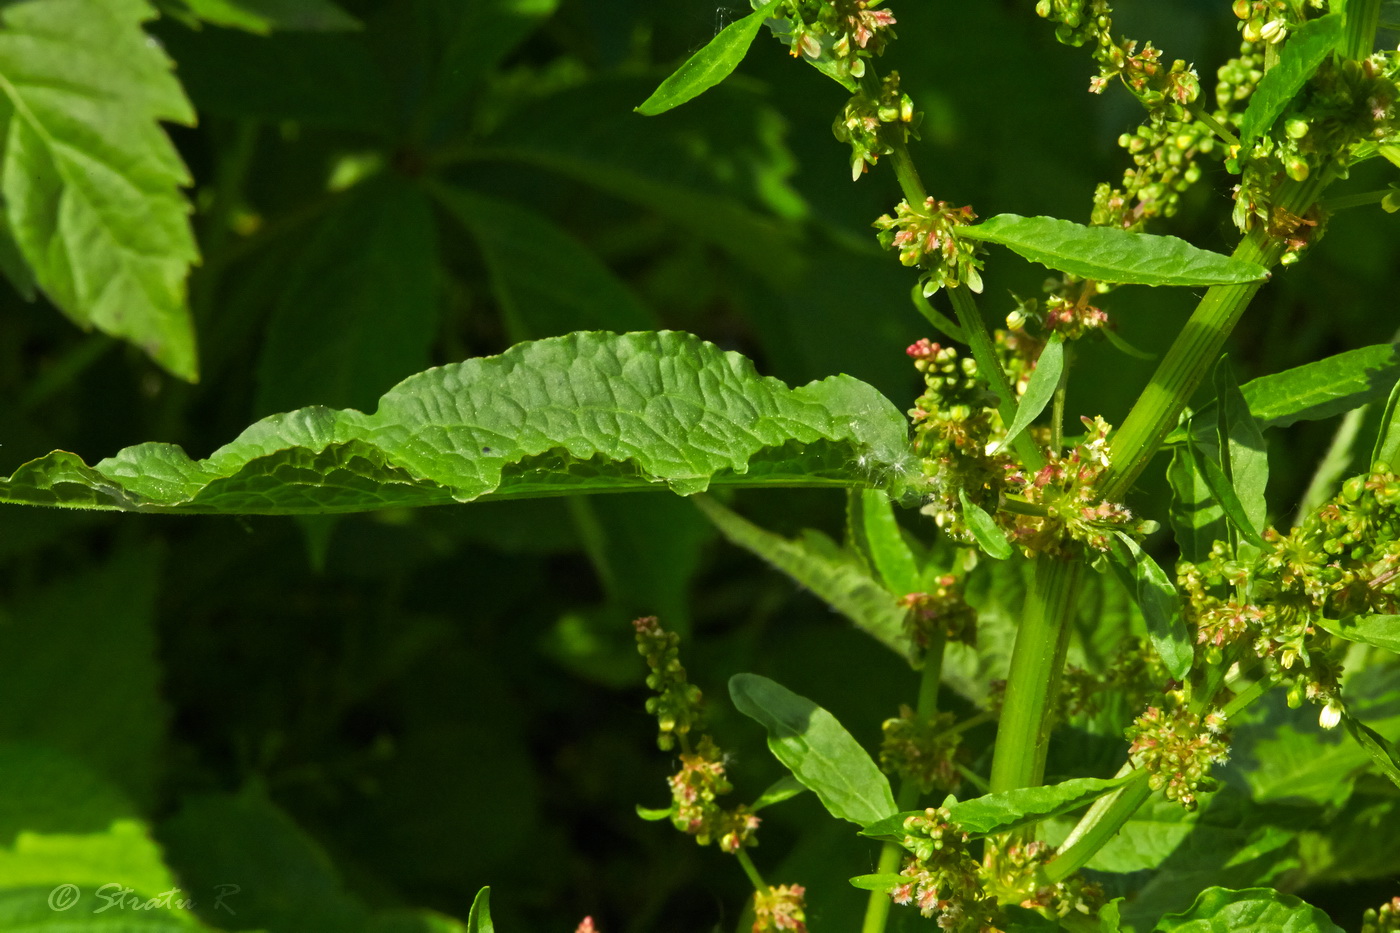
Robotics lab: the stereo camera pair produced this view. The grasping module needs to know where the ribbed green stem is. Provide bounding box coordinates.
[1343,0,1382,59]
[988,558,1085,792]
[860,635,947,933]
[736,849,767,892]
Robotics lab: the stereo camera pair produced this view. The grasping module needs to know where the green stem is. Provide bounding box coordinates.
[860,634,947,933]
[989,557,1085,792]
[1186,100,1240,149]
[910,282,967,343]
[1343,0,1382,60]
[736,849,767,892]
[1321,189,1391,212]
[948,287,1046,472]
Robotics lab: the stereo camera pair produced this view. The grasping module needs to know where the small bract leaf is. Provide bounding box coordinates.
[992,333,1063,454]
[750,774,808,811]
[861,775,1133,841]
[636,0,781,115]
[729,673,896,828]
[178,0,362,33]
[467,887,494,933]
[959,488,1013,560]
[848,872,907,891]
[847,488,921,595]
[957,215,1269,286]
[1153,886,1342,933]
[1238,14,1344,152]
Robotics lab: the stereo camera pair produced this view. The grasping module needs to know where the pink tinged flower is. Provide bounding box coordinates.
[576,919,599,933]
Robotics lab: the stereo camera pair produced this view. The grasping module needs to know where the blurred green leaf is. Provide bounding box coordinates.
[751,774,809,811]
[466,888,493,933]
[432,183,654,340]
[1,332,911,512]
[695,495,912,658]
[177,0,361,33]
[256,175,439,414]
[1152,887,1342,933]
[729,673,897,827]
[636,0,780,115]
[0,0,199,379]
[956,215,1270,286]
[1238,14,1344,152]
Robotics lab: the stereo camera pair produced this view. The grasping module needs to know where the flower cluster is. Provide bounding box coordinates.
[752,884,808,933]
[982,838,1104,922]
[1000,416,1153,557]
[1180,468,1400,723]
[904,339,1009,541]
[1363,897,1400,933]
[888,808,999,932]
[833,71,918,181]
[880,706,962,795]
[1231,0,1315,46]
[1059,636,1172,724]
[1006,285,1111,345]
[898,573,977,651]
[760,0,896,82]
[575,919,599,933]
[1125,701,1229,810]
[874,198,985,296]
[634,615,705,751]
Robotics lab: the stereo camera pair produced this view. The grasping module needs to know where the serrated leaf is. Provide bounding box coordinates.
[992,333,1063,454]
[861,775,1133,841]
[636,0,781,115]
[1152,886,1342,933]
[256,175,439,415]
[1370,375,1400,469]
[955,215,1269,286]
[751,774,808,811]
[432,183,655,340]
[467,888,494,933]
[694,495,912,658]
[729,673,896,828]
[847,487,921,595]
[1315,615,1400,652]
[1213,358,1269,548]
[1238,14,1344,152]
[959,488,1013,560]
[1105,533,1192,679]
[178,0,361,33]
[0,331,912,513]
[0,0,200,379]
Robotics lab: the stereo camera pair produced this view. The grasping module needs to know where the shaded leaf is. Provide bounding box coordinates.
[956,215,1269,286]
[959,488,1012,560]
[256,175,440,415]
[1105,533,1192,679]
[861,775,1133,841]
[1184,433,1267,549]
[1168,426,1226,563]
[1238,14,1344,152]
[636,0,781,115]
[847,488,921,596]
[1315,615,1400,653]
[177,0,361,32]
[1340,706,1400,791]
[694,495,913,658]
[1370,375,1400,468]
[432,183,654,340]
[0,332,912,512]
[1213,358,1269,547]
[1152,886,1342,933]
[729,673,896,827]
[635,804,673,821]
[0,0,199,379]
[992,333,1063,454]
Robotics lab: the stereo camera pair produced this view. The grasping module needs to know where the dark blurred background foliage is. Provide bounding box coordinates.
[0,0,1396,930]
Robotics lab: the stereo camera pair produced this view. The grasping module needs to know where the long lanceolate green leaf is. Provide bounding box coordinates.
[0,0,200,380]
[955,215,1270,287]
[729,673,897,828]
[635,0,781,115]
[0,332,912,513]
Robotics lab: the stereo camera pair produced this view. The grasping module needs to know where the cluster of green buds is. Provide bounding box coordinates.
[879,706,962,794]
[1231,0,1311,46]
[634,615,705,750]
[874,198,985,296]
[1363,896,1400,933]
[1035,0,1198,120]
[752,884,808,933]
[634,617,761,852]
[1059,636,1171,724]
[887,808,999,932]
[1000,416,1153,558]
[1125,701,1229,810]
[759,0,896,81]
[904,338,1009,540]
[1006,283,1111,345]
[833,71,918,181]
[897,573,977,651]
[982,839,1104,923]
